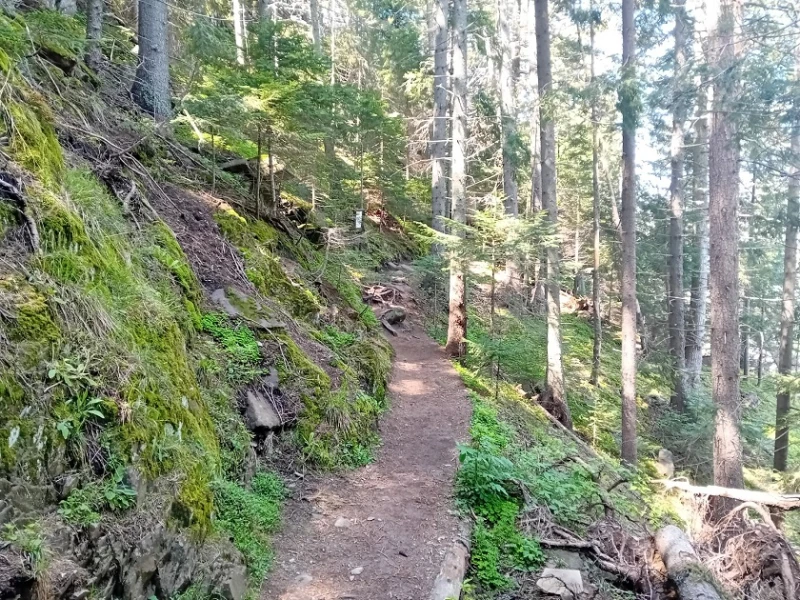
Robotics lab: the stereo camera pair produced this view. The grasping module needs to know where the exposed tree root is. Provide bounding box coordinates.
[0,172,40,253]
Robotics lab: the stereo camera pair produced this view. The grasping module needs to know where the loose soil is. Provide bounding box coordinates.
[261,289,472,600]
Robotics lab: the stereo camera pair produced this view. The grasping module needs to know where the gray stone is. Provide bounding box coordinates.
[264,367,280,391]
[536,568,583,599]
[545,549,584,571]
[244,391,282,431]
[211,288,241,318]
[350,566,364,575]
[59,473,81,500]
[656,448,675,479]
[381,306,406,325]
[124,467,147,506]
[334,516,351,528]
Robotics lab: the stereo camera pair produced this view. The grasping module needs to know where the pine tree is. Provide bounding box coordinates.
[535,0,572,429]
[431,0,449,240]
[85,0,104,72]
[774,57,800,474]
[619,0,638,465]
[668,0,688,412]
[444,0,468,357]
[132,0,172,121]
[708,0,744,517]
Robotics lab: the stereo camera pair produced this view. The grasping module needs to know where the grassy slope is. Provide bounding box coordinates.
[0,9,413,597]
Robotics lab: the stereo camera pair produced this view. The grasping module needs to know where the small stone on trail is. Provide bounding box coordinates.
[350,566,364,575]
[294,573,313,586]
[367,516,375,521]
[398,550,408,557]
[334,516,351,528]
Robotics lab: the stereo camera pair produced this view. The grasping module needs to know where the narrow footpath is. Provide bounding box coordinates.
[262,289,472,600]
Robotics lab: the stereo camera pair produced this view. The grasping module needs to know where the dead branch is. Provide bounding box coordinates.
[657,479,800,511]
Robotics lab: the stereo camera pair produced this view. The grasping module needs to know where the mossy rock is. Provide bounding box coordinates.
[0,275,60,345]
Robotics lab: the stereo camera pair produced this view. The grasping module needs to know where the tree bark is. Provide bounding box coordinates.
[707,0,744,519]
[444,0,468,357]
[589,5,601,387]
[655,525,725,600]
[132,0,171,121]
[85,0,104,72]
[431,0,449,241]
[774,64,800,473]
[620,0,638,465]
[233,0,245,65]
[309,0,322,52]
[535,0,572,430]
[686,83,710,391]
[499,0,519,216]
[668,0,688,413]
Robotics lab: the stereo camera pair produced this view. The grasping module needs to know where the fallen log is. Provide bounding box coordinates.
[657,480,800,511]
[655,525,725,600]
[429,521,471,600]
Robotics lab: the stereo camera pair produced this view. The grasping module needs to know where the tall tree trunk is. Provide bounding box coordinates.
[774,67,800,474]
[528,0,546,309]
[310,0,322,52]
[258,0,272,20]
[233,0,245,65]
[499,0,519,216]
[707,0,744,519]
[132,0,171,121]
[686,83,710,392]
[431,0,449,241]
[620,0,638,465]
[741,296,750,377]
[444,0,468,357]
[535,0,572,430]
[589,5,601,387]
[668,0,688,412]
[85,0,104,72]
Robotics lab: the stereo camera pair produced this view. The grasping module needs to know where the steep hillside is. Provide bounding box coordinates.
[0,9,412,599]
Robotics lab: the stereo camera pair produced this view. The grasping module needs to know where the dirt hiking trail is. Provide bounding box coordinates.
[262,277,472,600]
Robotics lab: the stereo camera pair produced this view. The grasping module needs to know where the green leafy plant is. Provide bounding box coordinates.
[59,485,103,526]
[56,391,106,441]
[103,465,138,511]
[48,358,99,394]
[2,522,47,577]
[456,441,517,513]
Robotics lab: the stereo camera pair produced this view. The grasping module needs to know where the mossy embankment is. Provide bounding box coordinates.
[0,8,414,599]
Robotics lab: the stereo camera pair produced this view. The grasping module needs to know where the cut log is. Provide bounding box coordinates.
[429,521,471,600]
[657,480,800,511]
[655,525,724,600]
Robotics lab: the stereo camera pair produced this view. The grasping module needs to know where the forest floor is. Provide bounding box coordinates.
[261,270,472,600]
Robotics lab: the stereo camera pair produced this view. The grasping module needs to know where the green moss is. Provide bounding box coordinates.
[25,10,85,60]
[148,221,203,303]
[214,207,322,319]
[5,97,64,185]
[213,472,284,584]
[174,464,215,537]
[0,276,60,344]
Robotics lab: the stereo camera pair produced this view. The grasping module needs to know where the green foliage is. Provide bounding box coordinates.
[2,522,47,577]
[55,391,106,442]
[201,313,261,375]
[213,472,284,583]
[59,467,138,526]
